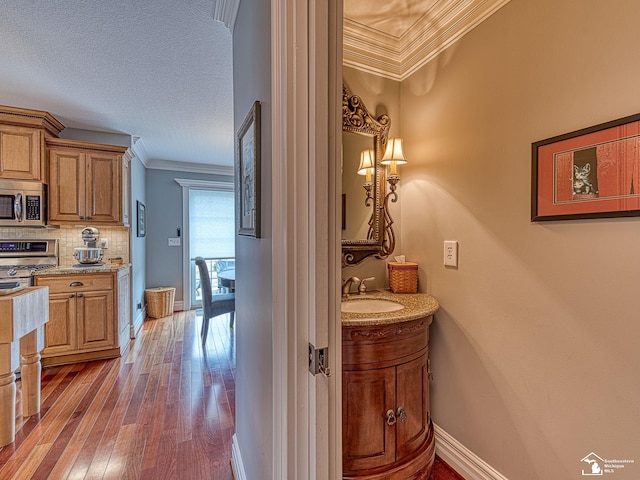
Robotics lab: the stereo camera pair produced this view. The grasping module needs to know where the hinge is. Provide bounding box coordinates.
[308,343,331,377]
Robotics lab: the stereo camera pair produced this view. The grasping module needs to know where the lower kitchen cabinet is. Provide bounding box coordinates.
[35,266,130,366]
[342,316,435,480]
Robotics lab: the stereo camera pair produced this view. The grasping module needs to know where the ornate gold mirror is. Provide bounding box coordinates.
[342,84,395,266]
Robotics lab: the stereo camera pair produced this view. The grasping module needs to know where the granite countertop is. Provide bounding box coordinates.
[34,263,131,275]
[341,290,440,326]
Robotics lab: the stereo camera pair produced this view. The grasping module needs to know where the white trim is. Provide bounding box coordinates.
[434,423,510,480]
[174,178,235,311]
[230,434,247,480]
[146,158,234,175]
[172,300,184,311]
[343,0,510,81]
[174,178,234,190]
[213,0,241,31]
[270,0,288,477]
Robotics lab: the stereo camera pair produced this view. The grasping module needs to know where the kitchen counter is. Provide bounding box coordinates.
[341,290,439,326]
[34,263,131,275]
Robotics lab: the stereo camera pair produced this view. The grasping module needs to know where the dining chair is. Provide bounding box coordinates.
[195,257,236,344]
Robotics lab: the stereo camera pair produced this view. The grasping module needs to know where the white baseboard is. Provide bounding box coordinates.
[231,434,246,480]
[131,309,145,338]
[173,300,184,311]
[434,423,509,480]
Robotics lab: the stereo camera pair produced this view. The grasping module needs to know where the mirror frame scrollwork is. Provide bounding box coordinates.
[342,84,395,266]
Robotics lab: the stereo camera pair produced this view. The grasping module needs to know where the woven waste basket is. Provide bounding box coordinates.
[145,287,176,318]
[387,262,418,293]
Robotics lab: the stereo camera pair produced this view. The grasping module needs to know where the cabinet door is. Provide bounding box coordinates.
[42,292,77,356]
[396,352,430,460]
[0,125,41,180]
[86,151,121,223]
[343,366,396,472]
[48,148,86,222]
[76,290,115,351]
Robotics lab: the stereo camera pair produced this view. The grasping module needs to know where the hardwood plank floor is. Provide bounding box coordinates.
[1,309,463,480]
[0,310,235,480]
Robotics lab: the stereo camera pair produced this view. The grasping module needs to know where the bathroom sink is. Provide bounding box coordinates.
[341,298,404,314]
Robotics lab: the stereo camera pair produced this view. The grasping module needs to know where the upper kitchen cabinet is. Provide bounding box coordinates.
[46,138,129,226]
[0,106,64,181]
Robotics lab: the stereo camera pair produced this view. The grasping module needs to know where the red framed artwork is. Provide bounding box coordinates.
[532,113,640,221]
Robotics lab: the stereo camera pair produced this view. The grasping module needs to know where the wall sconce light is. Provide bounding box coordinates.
[357,148,375,204]
[381,137,408,196]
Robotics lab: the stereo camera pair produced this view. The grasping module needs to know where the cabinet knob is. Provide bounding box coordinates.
[69,294,74,298]
[397,407,407,423]
[386,409,397,426]
[77,293,84,298]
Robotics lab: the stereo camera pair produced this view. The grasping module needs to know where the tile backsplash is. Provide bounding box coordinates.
[0,226,130,267]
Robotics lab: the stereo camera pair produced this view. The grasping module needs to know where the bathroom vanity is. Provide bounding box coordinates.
[342,292,439,480]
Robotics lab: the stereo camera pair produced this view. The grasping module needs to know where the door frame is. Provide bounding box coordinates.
[271,0,342,478]
[175,178,235,311]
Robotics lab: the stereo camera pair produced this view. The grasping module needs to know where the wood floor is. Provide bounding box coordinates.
[1,309,463,480]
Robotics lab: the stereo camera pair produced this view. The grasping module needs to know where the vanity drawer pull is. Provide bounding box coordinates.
[69,281,84,287]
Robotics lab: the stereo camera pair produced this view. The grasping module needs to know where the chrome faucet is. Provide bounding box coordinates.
[358,277,375,294]
[342,276,360,297]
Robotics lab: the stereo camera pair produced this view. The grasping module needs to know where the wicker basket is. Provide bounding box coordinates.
[387,262,418,293]
[145,287,176,318]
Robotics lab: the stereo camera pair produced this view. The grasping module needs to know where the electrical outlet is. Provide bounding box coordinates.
[168,237,181,246]
[137,302,142,310]
[100,238,109,249]
[444,240,458,267]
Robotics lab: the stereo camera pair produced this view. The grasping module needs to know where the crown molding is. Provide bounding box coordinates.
[344,0,510,81]
[145,158,234,176]
[213,0,240,31]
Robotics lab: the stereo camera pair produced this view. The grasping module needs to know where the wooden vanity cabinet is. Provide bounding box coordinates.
[35,268,130,366]
[342,316,435,480]
[46,138,128,225]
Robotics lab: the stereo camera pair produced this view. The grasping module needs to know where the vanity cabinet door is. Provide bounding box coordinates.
[85,151,121,224]
[343,366,396,472]
[396,352,430,460]
[48,147,86,222]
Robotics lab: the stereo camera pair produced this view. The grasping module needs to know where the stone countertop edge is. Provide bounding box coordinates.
[34,264,132,275]
[341,290,440,326]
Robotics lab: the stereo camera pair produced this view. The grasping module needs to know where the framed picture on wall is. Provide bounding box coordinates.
[236,101,261,237]
[532,112,640,221]
[137,201,146,237]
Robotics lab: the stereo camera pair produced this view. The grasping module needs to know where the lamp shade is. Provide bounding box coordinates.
[357,149,375,175]
[381,137,408,166]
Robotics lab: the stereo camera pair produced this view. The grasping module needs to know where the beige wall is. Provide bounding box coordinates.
[399,0,640,478]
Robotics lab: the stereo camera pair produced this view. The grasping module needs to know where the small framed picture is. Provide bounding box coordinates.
[137,201,146,237]
[532,113,640,221]
[236,101,261,237]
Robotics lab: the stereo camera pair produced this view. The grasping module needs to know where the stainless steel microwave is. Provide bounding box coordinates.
[0,180,46,227]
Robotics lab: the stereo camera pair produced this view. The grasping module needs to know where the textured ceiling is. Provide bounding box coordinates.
[0,0,234,169]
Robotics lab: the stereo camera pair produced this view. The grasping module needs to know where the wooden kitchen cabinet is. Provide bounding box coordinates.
[0,106,64,181]
[46,138,129,225]
[35,267,130,366]
[342,316,435,480]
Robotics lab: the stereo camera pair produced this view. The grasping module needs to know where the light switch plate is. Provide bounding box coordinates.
[168,237,181,246]
[444,240,458,267]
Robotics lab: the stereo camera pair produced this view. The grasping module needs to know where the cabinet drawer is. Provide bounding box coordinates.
[36,274,114,293]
